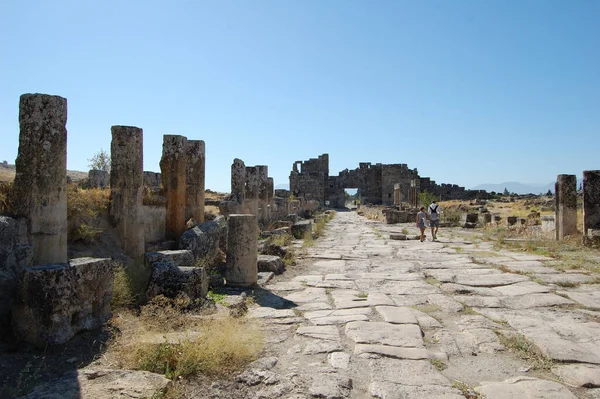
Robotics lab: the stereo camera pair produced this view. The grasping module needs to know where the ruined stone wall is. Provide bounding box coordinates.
[290,154,329,204]
[381,164,418,205]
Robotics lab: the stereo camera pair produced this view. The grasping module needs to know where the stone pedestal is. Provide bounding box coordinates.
[583,170,600,243]
[160,135,188,240]
[11,258,113,347]
[185,140,205,225]
[14,93,68,265]
[555,174,578,240]
[225,214,258,287]
[110,126,144,259]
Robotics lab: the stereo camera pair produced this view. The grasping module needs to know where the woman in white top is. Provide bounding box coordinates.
[416,207,427,242]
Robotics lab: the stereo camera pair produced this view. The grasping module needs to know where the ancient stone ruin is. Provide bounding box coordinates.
[290,153,488,208]
[555,174,578,240]
[583,170,600,245]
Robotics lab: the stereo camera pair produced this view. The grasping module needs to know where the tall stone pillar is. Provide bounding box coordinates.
[393,183,401,207]
[14,94,68,265]
[186,140,205,225]
[110,126,144,259]
[257,166,269,224]
[225,214,258,287]
[267,177,274,220]
[231,158,246,211]
[555,174,578,240]
[409,179,420,208]
[160,135,188,240]
[583,170,600,240]
[245,166,260,216]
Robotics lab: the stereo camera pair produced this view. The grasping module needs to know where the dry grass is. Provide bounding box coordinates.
[107,300,263,380]
[111,263,136,310]
[0,181,15,216]
[361,205,385,222]
[0,167,16,182]
[496,332,553,370]
[67,185,111,244]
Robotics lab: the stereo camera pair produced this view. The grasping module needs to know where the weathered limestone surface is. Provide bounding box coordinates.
[0,216,32,324]
[584,170,600,241]
[11,258,113,346]
[160,135,188,239]
[88,169,109,188]
[291,220,312,239]
[185,140,205,225]
[146,260,208,301]
[22,367,171,399]
[109,126,144,259]
[14,93,68,265]
[257,255,285,274]
[257,165,269,223]
[476,377,577,399]
[245,166,261,216]
[226,214,258,287]
[555,174,578,239]
[179,219,223,262]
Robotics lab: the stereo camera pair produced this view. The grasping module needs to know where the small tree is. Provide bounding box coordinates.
[88,149,111,173]
[418,190,438,207]
[503,187,509,196]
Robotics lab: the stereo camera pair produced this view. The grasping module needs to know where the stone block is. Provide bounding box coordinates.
[11,257,113,346]
[179,220,221,262]
[257,255,285,274]
[146,262,208,301]
[584,170,600,241]
[88,169,109,188]
[507,216,518,226]
[389,234,407,240]
[466,213,478,223]
[291,220,313,239]
[463,222,477,229]
[151,250,194,266]
[0,216,33,325]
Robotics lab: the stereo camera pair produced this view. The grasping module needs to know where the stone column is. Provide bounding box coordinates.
[231,158,246,207]
[267,177,274,220]
[185,140,205,225]
[393,183,401,207]
[257,165,269,224]
[245,166,260,216]
[555,174,578,240]
[13,93,68,265]
[160,135,188,240]
[110,126,144,259]
[225,214,257,287]
[583,170,600,239]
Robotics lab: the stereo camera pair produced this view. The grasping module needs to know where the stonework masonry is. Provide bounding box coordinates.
[290,154,486,208]
[185,140,205,224]
[555,174,578,240]
[160,135,188,240]
[13,93,68,265]
[110,126,144,259]
[583,170,600,240]
[225,214,258,287]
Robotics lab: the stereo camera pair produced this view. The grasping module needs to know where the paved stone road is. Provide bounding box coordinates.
[243,210,600,399]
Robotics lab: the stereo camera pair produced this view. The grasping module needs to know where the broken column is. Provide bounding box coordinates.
[583,170,600,243]
[555,174,578,240]
[110,126,144,259]
[245,166,260,216]
[13,93,68,265]
[409,179,420,208]
[186,140,205,225]
[267,177,274,220]
[393,183,401,207]
[160,135,188,240]
[225,214,258,287]
[231,158,246,210]
[257,165,269,224]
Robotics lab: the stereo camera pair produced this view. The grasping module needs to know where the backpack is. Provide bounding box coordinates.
[429,205,438,214]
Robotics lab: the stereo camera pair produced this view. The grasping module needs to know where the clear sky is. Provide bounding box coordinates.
[1,0,598,192]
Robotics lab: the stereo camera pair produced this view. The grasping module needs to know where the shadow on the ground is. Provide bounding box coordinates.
[252,287,298,309]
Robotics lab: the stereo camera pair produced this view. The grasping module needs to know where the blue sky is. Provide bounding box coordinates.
[1,0,598,192]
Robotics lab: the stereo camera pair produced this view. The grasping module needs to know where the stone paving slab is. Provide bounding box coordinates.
[492,281,552,296]
[345,321,424,348]
[558,290,600,309]
[369,381,465,399]
[310,259,346,272]
[390,294,430,307]
[304,308,372,325]
[292,275,324,283]
[354,344,448,361]
[301,339,344,355]
[442,273,530,287]
[247,308,297,319]
[284,287,329,303]
[552,363,600,388]
[455,293,574,309]
[296,325,340,341]
[295,302,332,311]
[332,290,395,309]
[307,280,358,289]
[328,352,350,369]
[376,280,440,295]
[409,308,443,329]
[475,376,577,399]
[375,306,418,324]
[496,260,558,274]
[265,281,306,291]
[534,273,596,285]
[440,283,503,296]
[427,293,465,312]
[369,359,452,386]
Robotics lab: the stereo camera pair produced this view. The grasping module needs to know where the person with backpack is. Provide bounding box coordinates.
[428,201,441,240]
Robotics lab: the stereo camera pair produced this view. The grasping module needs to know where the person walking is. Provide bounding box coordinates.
[416,206,427,242]
[428,201,440,240]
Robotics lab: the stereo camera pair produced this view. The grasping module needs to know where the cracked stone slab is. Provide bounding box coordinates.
[292,275,324,283]
[284,288,329,303]
[390,294,430,307]
[247,307,296,319]
[345,321,424,348]
[375,306,418,324]
[302,339,344,355]
[332,291,395,309]
[369,358,452,386]
[497,260,557,274]
[440,283,503,296]
[455,293,574,309]
[492,281,552,296]
[558,290,600,309]
[475,376,577,399]
[427,294,465,312]
[457,315,506,331]
[355,344,447,361]
[308,280,358,289]
[296,325,340,341]
[309,368,353,399]
[409,308,443,329]
[448,273,530,287]
[534,273,596,285]
[377,280,440,295]
[295,302,332,311]
[265,281,306,291]
[369,381,464,399]
[552,364,600,388]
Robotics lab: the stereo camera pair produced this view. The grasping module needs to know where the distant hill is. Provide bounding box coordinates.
[471,181,555,195]
[0,163,88,182]
[275,183,290,190]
